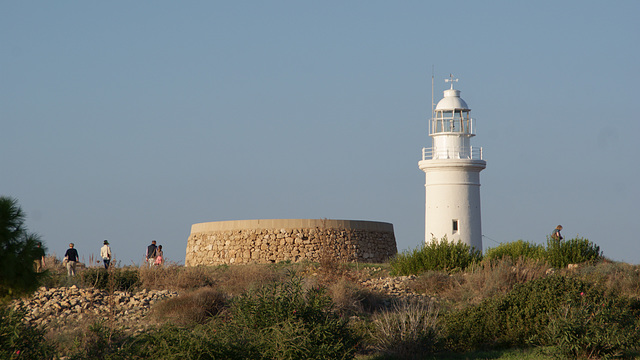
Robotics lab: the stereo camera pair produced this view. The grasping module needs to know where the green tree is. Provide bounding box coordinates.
[0,196,46,301]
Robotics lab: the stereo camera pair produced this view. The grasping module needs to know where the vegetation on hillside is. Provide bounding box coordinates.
[391,235,603,276]
[2,219,639,359]
[0,196,46,302]
[390,237,482,275]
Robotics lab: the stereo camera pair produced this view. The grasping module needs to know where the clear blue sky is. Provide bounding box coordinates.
[2,1,639,265]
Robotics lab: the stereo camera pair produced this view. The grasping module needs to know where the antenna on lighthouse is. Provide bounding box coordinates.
[431,65,435,120]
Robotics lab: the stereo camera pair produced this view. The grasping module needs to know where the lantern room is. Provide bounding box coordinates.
[425,76,481,161]
[430,88,475,136]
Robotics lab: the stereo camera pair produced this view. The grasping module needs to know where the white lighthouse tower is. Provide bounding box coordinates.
[418,75,486,250]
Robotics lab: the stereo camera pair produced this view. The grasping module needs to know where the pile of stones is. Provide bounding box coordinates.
[10,285,178,332]
[357,275,441,308]
[359,275,419,296]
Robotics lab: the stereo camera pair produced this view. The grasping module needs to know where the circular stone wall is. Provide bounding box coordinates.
[185,219,397,266]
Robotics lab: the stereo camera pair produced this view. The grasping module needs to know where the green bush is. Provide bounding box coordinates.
[79,268,139,291]
[390,237,482,275]
[0,306,56,359]
[129,322,235,359]
[546,237,602,268]
[484,240,546,262]
[543,294,640,359]
[132,276,359,360]
[38,267,68,289]
[225,276,359,359]
[483,237,603,269]
[442,274,640,356]
[66,320,133,360]
[442,275,594,351]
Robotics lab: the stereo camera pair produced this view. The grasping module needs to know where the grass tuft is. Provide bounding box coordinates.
[151,287,227,326]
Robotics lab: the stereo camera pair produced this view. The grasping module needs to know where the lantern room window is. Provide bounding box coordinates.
[432,110,472,134]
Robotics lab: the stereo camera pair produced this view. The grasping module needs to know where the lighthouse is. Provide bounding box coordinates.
[418,75,486,250]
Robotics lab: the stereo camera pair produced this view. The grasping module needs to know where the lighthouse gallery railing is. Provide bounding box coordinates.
[422,146,483,161]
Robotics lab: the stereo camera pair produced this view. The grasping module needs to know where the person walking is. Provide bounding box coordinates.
[64,243,79,276]
[551,225,564,241]
[146,240,157,266]
[100,240,112,269]
[154,245,164,266]
[34,242,46,272]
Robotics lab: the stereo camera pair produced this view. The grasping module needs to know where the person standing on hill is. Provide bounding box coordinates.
[154,245,164,266]
[34,242,46,272]
[100,240,112,269]
[551,225,564,241]
[64,243,79,276]
[146,240,157,266]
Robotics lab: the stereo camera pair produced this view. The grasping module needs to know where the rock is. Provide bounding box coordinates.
[10,285,179,333]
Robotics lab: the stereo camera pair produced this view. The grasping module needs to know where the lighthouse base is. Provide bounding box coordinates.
[419,158,486,251]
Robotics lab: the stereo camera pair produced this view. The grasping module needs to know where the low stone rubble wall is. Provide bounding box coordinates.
[9,276,435,336]
[185,219,397,266]
[10,285,178,332]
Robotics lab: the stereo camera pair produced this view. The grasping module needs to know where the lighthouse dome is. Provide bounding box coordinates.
[435,89,469,111]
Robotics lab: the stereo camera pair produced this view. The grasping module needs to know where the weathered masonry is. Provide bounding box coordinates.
[185,219,397,266]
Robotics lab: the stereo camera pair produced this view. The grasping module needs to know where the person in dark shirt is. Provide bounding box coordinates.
[551,225,564,241]
[146,240,157,267]
[64,243,79,276]
[34,242,46,272]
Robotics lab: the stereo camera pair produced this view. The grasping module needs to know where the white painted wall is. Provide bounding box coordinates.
[418,159,485,250]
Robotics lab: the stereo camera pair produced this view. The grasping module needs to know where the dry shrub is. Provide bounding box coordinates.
[313,224,362,285]
[369,298,440,358]
[325,278,365,315]
[152,287,227,327]
[39,254,73,288]
[316,264,350,286]
[466,257,549,300]
[62,320,129,359]
[410,257,549,306]
[139,263,294,294]
[409,270,456,295]
[317,239,346,284]
[510,256,550,283]
[43,254,64,273]
[138,264,216,290]
[44,312,103,356]
[303,266,387,316]
[213,264,283,295]
[571,260,640,300]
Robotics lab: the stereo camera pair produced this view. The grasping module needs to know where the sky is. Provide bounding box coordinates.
[2,1,639,266]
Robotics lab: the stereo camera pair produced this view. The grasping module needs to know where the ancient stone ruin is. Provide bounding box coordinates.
[185,219,397,266]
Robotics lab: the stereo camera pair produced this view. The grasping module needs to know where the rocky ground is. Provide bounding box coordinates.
[10,285,179,334]
[10,274,430,334]
[359,274,417,295]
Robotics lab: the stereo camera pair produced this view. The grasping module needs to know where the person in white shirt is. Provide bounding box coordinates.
[100,240,112,269]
